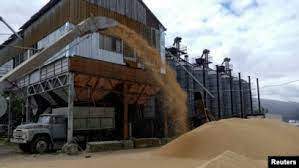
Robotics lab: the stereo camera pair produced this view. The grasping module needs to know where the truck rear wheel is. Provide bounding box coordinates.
[19,144,30,153]
[31,136,50,153]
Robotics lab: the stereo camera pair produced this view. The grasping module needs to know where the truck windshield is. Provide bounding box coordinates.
[38,116,51,124]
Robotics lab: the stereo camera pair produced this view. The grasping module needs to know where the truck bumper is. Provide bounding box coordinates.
[10,138,27,144]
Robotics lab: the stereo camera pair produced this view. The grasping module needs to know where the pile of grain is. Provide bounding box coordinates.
[198,151,263,168]
[159,118,299,160]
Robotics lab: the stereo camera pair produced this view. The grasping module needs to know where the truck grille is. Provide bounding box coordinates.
[14,130,23,138]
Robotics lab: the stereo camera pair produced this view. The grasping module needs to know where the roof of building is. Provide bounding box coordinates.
[0,0,166,49]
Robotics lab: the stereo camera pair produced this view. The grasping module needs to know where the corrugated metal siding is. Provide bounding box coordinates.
[0,60,13,77]
[22,0,163,50]
[52,106,115,130]
[87,0,146,25]
[220,76,232,117]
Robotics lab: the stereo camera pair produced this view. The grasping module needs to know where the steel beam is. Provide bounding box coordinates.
[123,83,129,140]
[248,76,254,115]
[238,73,244,118]
[25,97,30,123]
[27,73,68,96]
[67,73,75,143]
[257,78,261,114]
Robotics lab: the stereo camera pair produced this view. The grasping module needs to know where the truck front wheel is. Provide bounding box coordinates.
[31,136,50,153]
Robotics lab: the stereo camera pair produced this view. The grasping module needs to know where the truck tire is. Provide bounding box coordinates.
[31,136,50,154]
[19,144,30,153]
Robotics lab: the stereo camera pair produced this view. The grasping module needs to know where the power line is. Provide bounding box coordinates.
[261,79,299,89]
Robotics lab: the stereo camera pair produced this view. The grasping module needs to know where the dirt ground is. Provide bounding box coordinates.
[0,147,205,168]
[0,145,266,168]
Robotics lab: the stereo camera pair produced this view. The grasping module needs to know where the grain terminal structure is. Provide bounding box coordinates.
[0,0,263,144]
[0,0,167,141]
[166,39,263,125]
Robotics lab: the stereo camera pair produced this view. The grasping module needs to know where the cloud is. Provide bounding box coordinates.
[0,0,48,43]
[144,0,299,102]
[0,0,298,102]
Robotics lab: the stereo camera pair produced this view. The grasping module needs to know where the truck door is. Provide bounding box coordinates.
[52,116,66,140]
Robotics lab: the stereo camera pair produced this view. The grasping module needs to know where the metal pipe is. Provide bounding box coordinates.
[0,16,118,83]
[257,78,261,114]
[0,16,23,40]
[216,66,221,119]
[238,73,244,118]
[248,76,254,115]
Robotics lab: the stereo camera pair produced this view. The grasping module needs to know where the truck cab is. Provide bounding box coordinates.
[11,114,67,153]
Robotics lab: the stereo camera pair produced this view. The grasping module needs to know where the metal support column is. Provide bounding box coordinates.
[229,70,234,116]
[7,95,11,138]
[164,110,168,138]
[216,66,221,119]
[257,78,261,114]
[25,97,30,123]
[202,65,207,108]
[238,73,244,118]
[248,76,254,115]
[123,83,129,140]
[67,72,75,143]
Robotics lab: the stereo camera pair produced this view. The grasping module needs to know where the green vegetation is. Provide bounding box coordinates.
[254,107,269,114]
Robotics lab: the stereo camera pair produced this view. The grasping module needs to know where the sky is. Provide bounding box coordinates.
[0,0,298,102]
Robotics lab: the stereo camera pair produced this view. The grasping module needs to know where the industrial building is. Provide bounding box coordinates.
[0,0,167,143]
[0,0,263,147]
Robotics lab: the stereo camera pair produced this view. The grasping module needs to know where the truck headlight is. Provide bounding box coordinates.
[23,130,30,140]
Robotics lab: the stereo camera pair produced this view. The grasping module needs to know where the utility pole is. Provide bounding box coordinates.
[216,65,221,119]
[257,78,261,114]
[248,76,254,115]
[238,73,244,118]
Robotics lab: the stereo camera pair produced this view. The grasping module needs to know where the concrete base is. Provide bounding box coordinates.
[86,138,164,153]
[87,141,123,153]
[134,138,161,148]
[121,140,134,149]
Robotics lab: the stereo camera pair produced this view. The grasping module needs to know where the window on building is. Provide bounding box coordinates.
[123,43,135,59]
[32,43,38,55]
[13,52,26,68]
[99,33,122,53]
